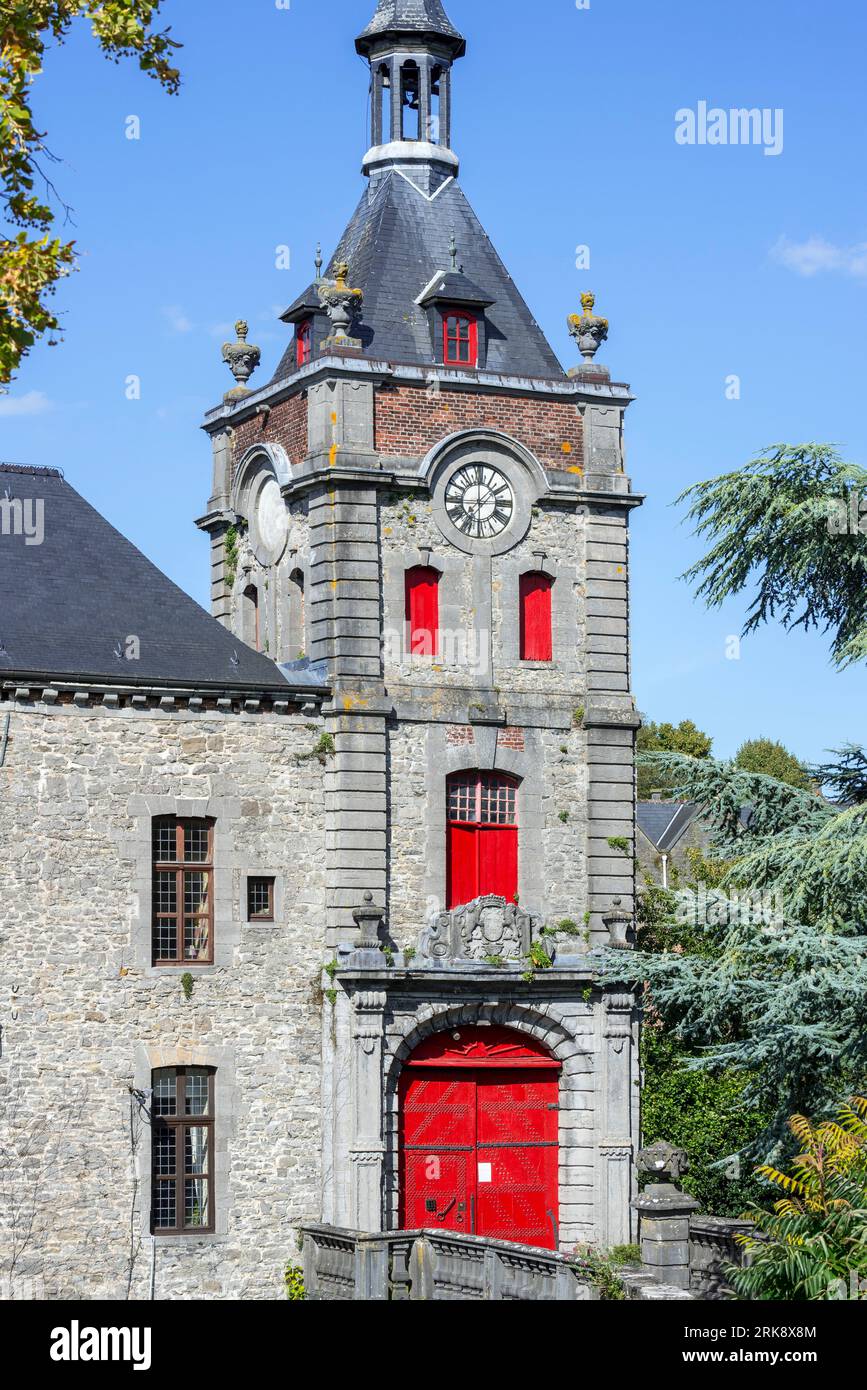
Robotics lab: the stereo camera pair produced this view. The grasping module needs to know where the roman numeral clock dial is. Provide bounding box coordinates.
[445,465,515,540]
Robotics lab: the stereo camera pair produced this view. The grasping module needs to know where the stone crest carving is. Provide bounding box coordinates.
[418,895,536,964]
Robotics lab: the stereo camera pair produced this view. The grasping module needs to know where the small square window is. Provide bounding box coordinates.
[247,877,276,922]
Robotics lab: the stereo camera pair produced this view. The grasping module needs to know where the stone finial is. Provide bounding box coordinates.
[353,891,384,952]
[602,897,633,949]
[637,1140,690,1185]
[221,320,261,399]
[315,242,323,280]
[318,262,364,349]
[567,292,610,364]
[449,231,460,272]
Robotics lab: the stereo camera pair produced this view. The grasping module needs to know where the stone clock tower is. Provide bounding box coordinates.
[198,0,642,1252]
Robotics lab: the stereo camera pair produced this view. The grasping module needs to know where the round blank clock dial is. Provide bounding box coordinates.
[445,464,515,540]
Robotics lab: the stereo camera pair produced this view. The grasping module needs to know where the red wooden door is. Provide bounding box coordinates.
[400,1073,475,1236]
[476,1071,559,1248]
[399,1028,560,1250]
[447,773,519,910]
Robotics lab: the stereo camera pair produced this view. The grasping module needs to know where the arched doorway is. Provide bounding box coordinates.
[399,1026,561,1250]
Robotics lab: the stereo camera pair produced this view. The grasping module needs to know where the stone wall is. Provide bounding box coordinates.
[0,698,327,1301]
[381,495,585,697]
[386,720,590,942]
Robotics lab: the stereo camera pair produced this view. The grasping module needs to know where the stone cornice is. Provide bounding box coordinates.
[201,354,635,434]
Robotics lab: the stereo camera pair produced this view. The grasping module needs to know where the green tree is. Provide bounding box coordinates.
[679,443,867,669]
[735,738,810,791]
[809,744,867,806]
[609,749,867,1165]
[637,719,713,799]
[1,2,182,383]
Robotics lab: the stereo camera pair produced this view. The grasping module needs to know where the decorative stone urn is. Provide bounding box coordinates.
[221,320,261,399]
[567,292,609,362]
[318,262,364,349]
[602,897,633,949]
[634,1140,700,1289]
[353,891,385,954]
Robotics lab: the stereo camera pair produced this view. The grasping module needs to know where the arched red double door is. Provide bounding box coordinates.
[399,1026,561,1250]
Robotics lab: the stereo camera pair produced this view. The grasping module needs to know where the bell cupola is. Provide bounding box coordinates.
[356,0,466,187]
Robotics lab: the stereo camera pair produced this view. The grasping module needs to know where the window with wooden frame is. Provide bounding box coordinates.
[152,818,214,966]
[151,1067,215,1235]
[405,565,440,657]
[296,318,312,366]
[446,771,519,910]
[520,572,554,662]
[443,311,478,367]
[247,876,275,923]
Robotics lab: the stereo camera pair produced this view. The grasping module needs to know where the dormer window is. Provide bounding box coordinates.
[444,311,478,367]
[297,319,312,366]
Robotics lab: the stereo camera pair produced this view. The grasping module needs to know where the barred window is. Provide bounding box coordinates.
[448,773,517,826]
[247,876,275,922]
[151,1068,215,1235]
[152,818,214,966]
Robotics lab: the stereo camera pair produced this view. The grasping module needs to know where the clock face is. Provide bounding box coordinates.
[445,465,515,540]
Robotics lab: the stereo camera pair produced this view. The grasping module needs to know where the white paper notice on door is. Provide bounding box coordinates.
[478,1163,492,1184]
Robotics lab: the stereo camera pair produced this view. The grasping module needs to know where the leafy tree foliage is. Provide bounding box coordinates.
[601,751,867,1164]
[641,1031,771,1217]
[1,2,181,382]
[732,1098,867,1301]
[637,719,713,799]
[808,744,867,806]
[680,444,867,668]
[735,738,810,791]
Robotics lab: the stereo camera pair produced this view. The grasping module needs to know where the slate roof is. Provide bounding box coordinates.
[0,464,297,690]
[636,801,698,854]
[356,0,466,56]
[273,172,565,383]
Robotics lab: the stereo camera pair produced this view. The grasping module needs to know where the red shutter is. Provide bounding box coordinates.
[447,824,478,910]
[479,825,518,902]
[520,573,553,662]
[406,567,440,656]
[297,319,312,366]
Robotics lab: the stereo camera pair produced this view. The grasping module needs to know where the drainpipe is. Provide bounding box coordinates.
[0,713,9,767]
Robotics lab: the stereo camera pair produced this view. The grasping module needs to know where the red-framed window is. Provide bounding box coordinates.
[447,772,518,910]
[296,318,312,366]
[406,566,440,657]
[443,311,478,367]
[520,572,554,662]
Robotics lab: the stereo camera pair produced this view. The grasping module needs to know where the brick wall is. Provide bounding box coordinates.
[230,392,308,475]
[374,384,584,470]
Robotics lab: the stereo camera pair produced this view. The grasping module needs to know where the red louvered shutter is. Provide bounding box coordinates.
[406,567,440,656]
[520,573,553,662]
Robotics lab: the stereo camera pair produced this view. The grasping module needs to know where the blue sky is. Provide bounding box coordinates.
[2,0,866,762]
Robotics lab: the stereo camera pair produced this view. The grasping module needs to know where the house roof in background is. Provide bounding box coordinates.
[0,464,297,691]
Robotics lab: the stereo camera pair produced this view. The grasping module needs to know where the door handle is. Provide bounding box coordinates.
[437,1198,457,1222]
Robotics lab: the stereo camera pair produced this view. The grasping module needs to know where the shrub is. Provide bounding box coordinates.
[731,1098,867,1301]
